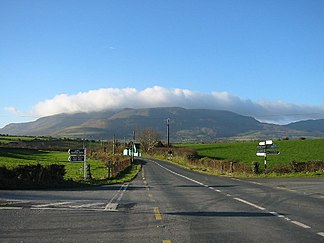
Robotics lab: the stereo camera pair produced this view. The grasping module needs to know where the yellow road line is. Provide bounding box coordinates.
[163,240,172,243]
[320,195,324,199]
[154,207,162,220]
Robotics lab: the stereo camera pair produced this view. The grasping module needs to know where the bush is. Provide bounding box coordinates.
[252,161,260,174]
[269,161,324,174]
[291,161,307,172]
[147,147,199,161]
[0,164,66,189]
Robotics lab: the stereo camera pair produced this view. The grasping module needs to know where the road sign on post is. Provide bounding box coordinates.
[266,150,280,155]
[68,149,85,155]
[68,155,85,162]
[256,152,267,157]
[266,140,273,145]
[68,148,87,181]
[256,140,280,172]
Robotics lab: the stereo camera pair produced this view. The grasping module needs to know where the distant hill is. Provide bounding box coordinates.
[285,119,324,132]
[1,107,324,142]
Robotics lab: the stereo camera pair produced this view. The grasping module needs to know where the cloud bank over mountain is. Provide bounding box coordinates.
[14,86,324,125]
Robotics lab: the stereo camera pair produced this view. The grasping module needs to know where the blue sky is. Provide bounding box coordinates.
[1,0,324,128]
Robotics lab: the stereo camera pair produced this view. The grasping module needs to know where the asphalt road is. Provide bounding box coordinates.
[0,158,323,242]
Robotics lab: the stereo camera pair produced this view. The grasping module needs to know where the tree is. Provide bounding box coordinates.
[138,128,161,152]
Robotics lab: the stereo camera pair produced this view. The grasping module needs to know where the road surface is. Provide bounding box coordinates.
[0,158,323,242]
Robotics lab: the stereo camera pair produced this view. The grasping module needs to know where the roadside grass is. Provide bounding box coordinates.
[83,160,142,186]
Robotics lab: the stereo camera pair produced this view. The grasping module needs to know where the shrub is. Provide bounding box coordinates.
[252,161,260,174]
[0,164,66,189]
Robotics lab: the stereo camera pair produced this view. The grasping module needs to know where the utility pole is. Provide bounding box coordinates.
[166,118,170,147]
[131,130,135,163]
[112,134,116,155]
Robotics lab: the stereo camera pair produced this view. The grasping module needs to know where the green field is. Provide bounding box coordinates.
[0,135,48,144]
[0,148,107,181]
[180,139,324,168]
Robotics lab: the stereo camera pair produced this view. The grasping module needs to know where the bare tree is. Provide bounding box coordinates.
[138,128,161,152]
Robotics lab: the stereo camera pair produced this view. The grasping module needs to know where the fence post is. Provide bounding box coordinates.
[107,161,112,179]
[87,164,92,180]
[230,162,234,173]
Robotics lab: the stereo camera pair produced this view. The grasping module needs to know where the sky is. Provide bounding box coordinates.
[1,0,324,128]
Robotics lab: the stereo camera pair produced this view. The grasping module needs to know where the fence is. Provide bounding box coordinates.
[107,159,132,178]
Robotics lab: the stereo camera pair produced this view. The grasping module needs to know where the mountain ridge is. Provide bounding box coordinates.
[1,107,323,142]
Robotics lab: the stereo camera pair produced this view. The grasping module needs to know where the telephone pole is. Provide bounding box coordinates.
[166,118,170,147]
[112,134,116,155]
[131,130,135,163]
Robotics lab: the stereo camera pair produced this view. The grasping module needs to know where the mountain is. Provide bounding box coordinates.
[1,107,323,142]
[285,119,324,132]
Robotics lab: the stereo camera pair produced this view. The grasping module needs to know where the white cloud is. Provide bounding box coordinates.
[14,86,324,124]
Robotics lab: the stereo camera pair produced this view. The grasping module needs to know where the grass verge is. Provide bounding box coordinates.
[78,160,142,187]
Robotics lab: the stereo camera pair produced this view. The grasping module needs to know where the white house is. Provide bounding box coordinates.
[123,143,141,157]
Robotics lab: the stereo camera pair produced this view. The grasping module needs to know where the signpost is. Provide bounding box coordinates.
[68,155,85,162]
[256,152,266,157]
[256,140,280,171]
[68,148,87,181]
[266,150,280,155]
[257,144,277,149]
[68,148,85,155]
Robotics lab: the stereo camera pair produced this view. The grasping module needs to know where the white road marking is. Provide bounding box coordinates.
[249,181,262,185]
[291,221,311,229]
[269,211,285,218]
[317,232,324,237]
[152,160,205,186]
[269,211,292,221]
[233,197,266,210]
[31,207,106,211]
[33,201,73,208]
[276,186,296,193]
[104,203,118,211]
[105,183,128,211]
[69,202,105,208]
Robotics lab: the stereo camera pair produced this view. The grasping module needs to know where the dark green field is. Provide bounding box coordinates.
[180,139,324,168]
